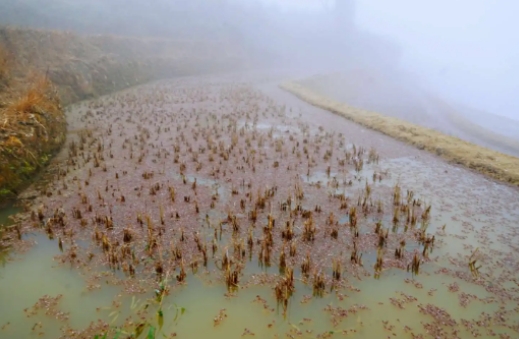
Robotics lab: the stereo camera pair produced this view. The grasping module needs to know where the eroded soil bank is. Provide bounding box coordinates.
[0,26,247,203]
[1,72,518,338]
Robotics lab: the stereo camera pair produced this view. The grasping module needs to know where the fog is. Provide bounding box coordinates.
[1,0,517,123]
[258,0,519,122]
[356,0,519,122]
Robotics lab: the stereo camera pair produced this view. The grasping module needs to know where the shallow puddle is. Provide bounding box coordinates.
[0,234,127,338]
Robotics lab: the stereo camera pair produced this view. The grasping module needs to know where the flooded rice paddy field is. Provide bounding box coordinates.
[1,74,519,339]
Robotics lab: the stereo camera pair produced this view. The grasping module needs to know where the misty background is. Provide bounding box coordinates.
[0,0,517,123]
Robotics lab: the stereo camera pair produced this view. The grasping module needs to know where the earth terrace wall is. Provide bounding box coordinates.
[0,26,247,203]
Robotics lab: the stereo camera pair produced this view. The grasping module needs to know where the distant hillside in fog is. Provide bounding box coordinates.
[0,0,233,38]
[0,0,403,71]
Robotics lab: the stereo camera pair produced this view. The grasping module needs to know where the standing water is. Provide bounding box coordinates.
[0,75,518,339]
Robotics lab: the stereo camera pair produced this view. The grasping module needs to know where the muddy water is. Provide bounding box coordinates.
[0,204,21,226]
[0,73,518,339]
[0,204,22,265]
[0,234,130,338]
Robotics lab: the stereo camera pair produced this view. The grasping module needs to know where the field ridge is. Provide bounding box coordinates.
[281,81,519,187]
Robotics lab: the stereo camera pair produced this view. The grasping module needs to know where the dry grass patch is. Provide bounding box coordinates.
[0,71,66,201]
[9,75,58,112]
[281,82,519,187]
[431,98,519,155]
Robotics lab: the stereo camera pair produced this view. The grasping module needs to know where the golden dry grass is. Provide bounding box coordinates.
[281,81,519,187]
[0,67,65,199]
[8,75,57,113]
[431,98,519,155]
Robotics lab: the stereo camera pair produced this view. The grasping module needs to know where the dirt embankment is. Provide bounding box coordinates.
[281,81,519,187]
[297,72,519,158]
[0,26,247,203]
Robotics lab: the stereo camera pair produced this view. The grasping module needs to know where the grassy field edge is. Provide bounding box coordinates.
[280,81,519,187]
[436,100,519,156]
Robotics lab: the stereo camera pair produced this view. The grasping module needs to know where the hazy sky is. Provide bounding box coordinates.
[257,0,327,10]
[356,0,519,119]
[258,0,519,119]
[5,0,515,118]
